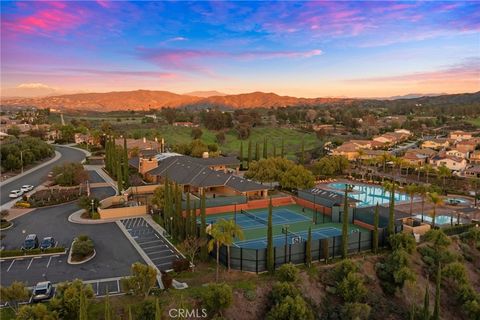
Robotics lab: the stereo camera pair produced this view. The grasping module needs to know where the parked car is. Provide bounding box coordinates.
[40,237,56,250]
[9,190,24,198]
[21,234,39,250]
[20,185,34,192]
[30,281,54,303]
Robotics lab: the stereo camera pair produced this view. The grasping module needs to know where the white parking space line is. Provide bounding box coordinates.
[142,244,167,250]
[27,258,34,270]
[156,261,174,266]
[46,256,53,268]
[147,249,174,255]
[155,234,159,239]
[7,260,15,272]
[96,281,100,295]
[137,240,164,245]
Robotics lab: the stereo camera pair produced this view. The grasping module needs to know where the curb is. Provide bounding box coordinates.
[67,239,96,265]
[0,249,67,260]
[55,144,92,157]
[68,210,148,225]
[115,220,164,289]
[0,151,61,187]
[144,216,186,260]
[0,221,14,231]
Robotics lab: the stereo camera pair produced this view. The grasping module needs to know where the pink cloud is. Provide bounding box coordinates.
[60,68,179,79]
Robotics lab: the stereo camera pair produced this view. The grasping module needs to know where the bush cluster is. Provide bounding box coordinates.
[71,235,94,260]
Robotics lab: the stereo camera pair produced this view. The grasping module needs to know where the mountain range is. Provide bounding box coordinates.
[0,89,477,111]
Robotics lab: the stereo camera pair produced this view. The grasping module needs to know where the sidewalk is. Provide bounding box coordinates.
[84,165,118,195]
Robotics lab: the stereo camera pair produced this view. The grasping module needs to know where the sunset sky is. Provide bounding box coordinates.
[1,1,479,98]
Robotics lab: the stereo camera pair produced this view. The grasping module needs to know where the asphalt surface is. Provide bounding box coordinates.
[0,187,143,287]
[0,145,87,205]
[121,217,181,271]
[87,170,104,183]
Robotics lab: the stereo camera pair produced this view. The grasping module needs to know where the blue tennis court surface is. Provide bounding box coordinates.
[233,227,355,249]
[204,208,311,230]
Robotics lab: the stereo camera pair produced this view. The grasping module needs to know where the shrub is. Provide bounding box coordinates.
[161,271,172,289]
[172,258,190,273]
[0,209,9,218]
[388,233,416,254]
[276,263,299,283]
[341,303,371,320]
[336,272,367,303]
[244,289,256,301]
[269,282,301,305]
[201,283,233,316]
[134,300,155,320]
[331,259,358,283]
[266,295,314,320]
[376,248,415,295]
[71,236,94,260]
[15,201,31,208]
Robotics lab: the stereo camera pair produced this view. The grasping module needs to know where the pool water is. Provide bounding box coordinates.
[414,214,458,225]
[328,182,410,207]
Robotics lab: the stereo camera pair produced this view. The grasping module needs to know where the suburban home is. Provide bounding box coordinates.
[74,133,95,145]
[358,149,387,161]
[464,165,480,178]
[455,139,478,154]
[430,155,468,171]
[446,149,468,159]
[449,130,473,141]
[332,142,360,160]
[402,151,428,166]
[421,138,451,150]
[469,151,480,164]
[115,137,164,154]
[143,155,267,199]
[173,122,199,127]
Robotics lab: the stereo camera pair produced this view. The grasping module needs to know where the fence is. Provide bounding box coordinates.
[216,229,378,273]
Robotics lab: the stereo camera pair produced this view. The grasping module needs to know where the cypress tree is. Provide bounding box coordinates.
[105,137,111,173]
[200,190,208,260]
[176,184,184,241]
[247,140,252,169]
[116,156,123,193]
[266,197,274,273]
[388,182,396,238]
[104,290,111,320]
[300,137,305,165]
[163,177,170,230]
[306,226,312,267]
[433,263,441,320]
[273,144,277,158]
[263,137,268,159]
[281,138,285,158]
[239,141,244,169]
[373,203,379,254]
[185,192,191,238]
[128,306,133,320]
[192,201,197,237]
[155,298,162,320]
[423,282,430,320]
[79,288,88,320]
[255,142,260,161]
[341,185,349,259]
[123,137,130,188]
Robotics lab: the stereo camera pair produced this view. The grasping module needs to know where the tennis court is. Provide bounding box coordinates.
[233,226,360,249]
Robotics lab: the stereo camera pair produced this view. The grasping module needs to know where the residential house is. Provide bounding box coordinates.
[332,142,360,160]
[173,122,199,127]
[456,139,478,154]
[464,165,480,178]
[469,151,480,164]
[421,138,451,150]
[114,137,164,155]
[446,149,468,159]
[430,155,467,171]
[449,130,473,141]
[74,133,95,145]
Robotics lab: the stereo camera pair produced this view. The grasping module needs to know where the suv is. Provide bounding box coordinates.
[20,185,34,193]
[30,281,54,303]
[9,190,24,198]
[21,234,39,250]
[40,237,56,250]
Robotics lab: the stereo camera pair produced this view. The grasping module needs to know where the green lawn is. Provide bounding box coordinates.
[142,126,321,159]
[467,117,480,127]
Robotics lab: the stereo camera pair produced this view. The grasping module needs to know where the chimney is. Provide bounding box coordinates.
[143,137,146,143]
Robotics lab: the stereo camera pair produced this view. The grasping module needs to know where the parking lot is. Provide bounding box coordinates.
[121,217,181,271]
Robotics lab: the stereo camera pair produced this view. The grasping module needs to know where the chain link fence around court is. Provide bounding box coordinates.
[215,229,381,273]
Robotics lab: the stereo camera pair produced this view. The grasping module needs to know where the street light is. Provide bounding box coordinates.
[170,216,174,236]
[91,199,95,216]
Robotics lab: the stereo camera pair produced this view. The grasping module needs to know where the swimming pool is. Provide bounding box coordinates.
[414,214,458,225]
[328,182,410,207]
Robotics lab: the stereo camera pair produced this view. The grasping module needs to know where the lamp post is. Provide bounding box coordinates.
[282,224,289,263]
[91,199,95,216]
[170,216,173,236]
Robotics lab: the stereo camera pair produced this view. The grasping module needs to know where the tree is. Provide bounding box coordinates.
[0,281,30,314]
[299,137,305,165]
[263,137,268,159]
[191,127,203,139]
[201,283,233,317]
[255,142,260,161]
[373,203,379,254]
[155,298,162,320]
[104,291,112,320]
[16,304,57,320]
[247,140,252,169]
[437,165,451,192]
[281,138,285,158]
[341,303,371,320]
[405,184,418,215]
[150,186,165,211]
[200,190,208,261]
[50,280,94,320]
[422,283,430,320]
[276,263,299,282]
[279,165,315,190]
[79,287,88,320]
[341,185,349,259]
[266,295,314,320]
[433,263,441,320]
[123,137,130,188]
[417,184,428,222]
[53,162,88,186]
[306,226,312,267]
[122,263,158,298]
[216,219,244,272]
[428,192,443,229]
[337,272,367,303]
[267,198,274,273]
[6,125,21,137]
[216,131,226,144]
[383,181,396,237]
[179,236,206,272]
[239,141,244,169]
[208,221,229,282]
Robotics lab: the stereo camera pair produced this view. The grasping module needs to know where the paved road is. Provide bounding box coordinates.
[0,145,87,205]
[1,187,143,286]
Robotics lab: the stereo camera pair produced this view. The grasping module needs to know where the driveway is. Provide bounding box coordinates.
[0,145,87,205]
[0,187,142,286]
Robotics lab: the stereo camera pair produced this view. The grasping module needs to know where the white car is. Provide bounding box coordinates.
[20,185,34,193]
[9,190,24,198]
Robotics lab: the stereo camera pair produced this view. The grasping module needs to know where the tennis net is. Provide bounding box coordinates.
[240,209,268,225]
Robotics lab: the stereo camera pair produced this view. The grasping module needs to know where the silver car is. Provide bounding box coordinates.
[9,190,24,198]
[30,281,54,303]
[20,185,34,193]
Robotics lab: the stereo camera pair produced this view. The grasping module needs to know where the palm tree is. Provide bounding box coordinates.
[436,165,451,193]
[207,221,228,282]
[218,219,244,272]
[422,164,435,184]
[405,184,418,215]
[417,184,428,222]
[428,192,443,229]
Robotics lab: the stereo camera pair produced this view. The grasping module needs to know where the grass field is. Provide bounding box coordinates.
[467,117,480,127]
[146,126,321,159]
